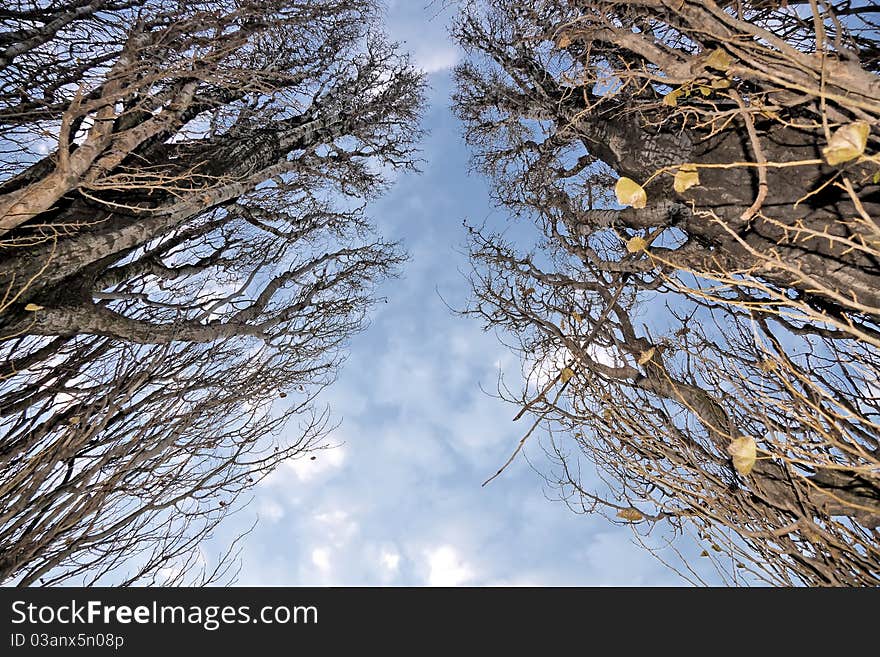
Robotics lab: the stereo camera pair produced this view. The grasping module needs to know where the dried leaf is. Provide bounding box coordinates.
[698,85,712,97]
[560,367,575,383]
[705,48,733,71]
[24,303,44,311]
[728,436,757,476]
[700,550,710,557]
[626,236,648,253]
[523,287,535,297]
[822,121,870,165]
[617,507,644,522]
[571,311,583,323]
[711,544,723,552]
[662,88,681,107]
[758,359,778,373]
[68,416,81,424]
[637,347,656,365]
[615,177,647,209]
[556,32,572,48]
[673,164,700,193]
[711,77,731,89]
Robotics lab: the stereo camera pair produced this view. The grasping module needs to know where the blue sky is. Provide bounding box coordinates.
[211,2,712,587]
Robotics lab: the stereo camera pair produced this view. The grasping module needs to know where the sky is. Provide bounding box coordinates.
[210,1,716,587]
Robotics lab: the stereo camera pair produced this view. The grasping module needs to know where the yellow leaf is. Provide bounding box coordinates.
[556,32,572,48]
[68,416,81,424]
[560,367,575,383]
[673,164,700,193]
[711,543,723,552]
[711,77,731,89]
[758,359,778,373]
[698,85,712,97]
[637,347,656,365]
[24,303,43,311]
[571,311,583,323]
[617,507,644,522]
[873,171,880,184]
[615,177,647,209]
[625,236,648,253]
[662,88,681,107]
[728,436,757,476]
[822,121,870,165]
[602,408,612,421]
[705,48,733,71]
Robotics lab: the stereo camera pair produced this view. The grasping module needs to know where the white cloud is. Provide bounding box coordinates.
[256,498,285,523]
[589,344,619,368]
[313,509,358,547]
[265,444,347,485]
[311,547,331,573]
[73,115,94,145]
[424,545,474,586]
[52,391,76,410]
[380,549,401,573]
[528,345,571,391]
[415,47,459,74]
[382,0,459,75]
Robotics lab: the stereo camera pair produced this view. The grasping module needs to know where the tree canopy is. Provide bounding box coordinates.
[0,0,424,585]
[453,0,880,585]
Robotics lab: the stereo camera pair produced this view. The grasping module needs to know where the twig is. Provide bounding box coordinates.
[730,90,768,223]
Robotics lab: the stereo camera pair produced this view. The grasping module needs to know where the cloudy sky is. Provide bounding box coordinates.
[212,1,720,587]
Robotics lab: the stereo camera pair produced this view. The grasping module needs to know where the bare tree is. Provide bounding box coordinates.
[0,0,424,585]
[452,0,880,585]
